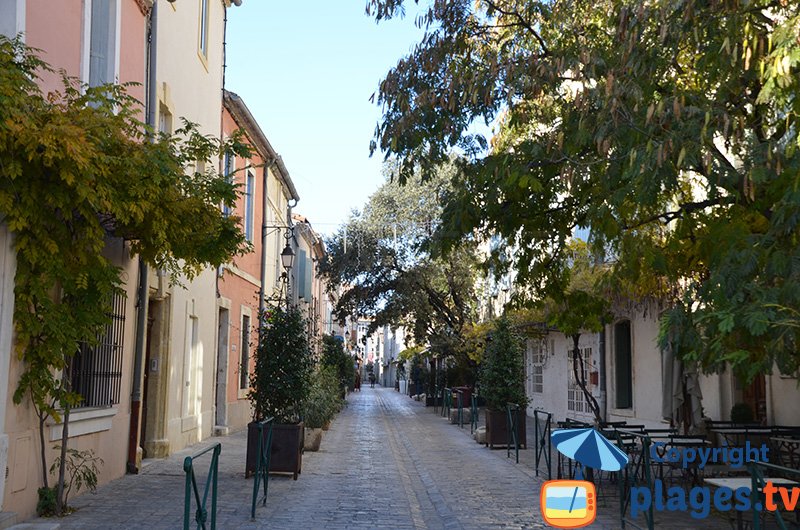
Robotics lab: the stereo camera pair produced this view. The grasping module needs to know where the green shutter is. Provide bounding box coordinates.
[304,257,313,301]
[297,249,307,298]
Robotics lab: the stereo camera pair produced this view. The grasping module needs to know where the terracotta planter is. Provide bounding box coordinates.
[246,421,304,480]
[484,408,527,449]
[304,428,323,452]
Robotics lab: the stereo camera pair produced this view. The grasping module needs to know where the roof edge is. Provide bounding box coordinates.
[223,90,300,202]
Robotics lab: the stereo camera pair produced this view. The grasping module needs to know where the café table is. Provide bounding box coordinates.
[704,476,799,530]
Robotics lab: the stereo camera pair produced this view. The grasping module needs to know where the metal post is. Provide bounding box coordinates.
[211,446,219,529]
[506,403,519,464]
[183,457,192,530]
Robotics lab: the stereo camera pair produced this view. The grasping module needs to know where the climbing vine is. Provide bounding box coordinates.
[0,37,250,508]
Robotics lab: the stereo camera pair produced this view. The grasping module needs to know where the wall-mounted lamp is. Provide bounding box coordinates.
[280,243,294,273]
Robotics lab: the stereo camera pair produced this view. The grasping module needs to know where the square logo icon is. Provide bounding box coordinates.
[540,480,597,528]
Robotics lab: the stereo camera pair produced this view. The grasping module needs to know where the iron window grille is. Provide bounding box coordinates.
[70,291,126,408]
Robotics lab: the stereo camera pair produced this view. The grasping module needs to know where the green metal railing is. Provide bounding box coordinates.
[183,442,221,530]
[433,385,441,414]
[533,409,552,479]
[470,394,479,434]
[506,403,520,464]
[749,460,800,530]
[441,387,452,418]
[455,390,464,428]
[617,430,654,530]
[250,417,275,520]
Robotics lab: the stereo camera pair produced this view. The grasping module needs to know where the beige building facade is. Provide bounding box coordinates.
[138,0,228,461]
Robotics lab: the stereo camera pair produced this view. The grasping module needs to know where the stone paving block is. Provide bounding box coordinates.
[15,387,741,529]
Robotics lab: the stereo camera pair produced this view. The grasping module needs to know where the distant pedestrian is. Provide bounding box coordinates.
[369,372,376,388]
[354,371,361,391]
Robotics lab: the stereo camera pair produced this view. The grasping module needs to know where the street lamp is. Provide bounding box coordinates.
[280,242,294,273]
[279,233,294,308]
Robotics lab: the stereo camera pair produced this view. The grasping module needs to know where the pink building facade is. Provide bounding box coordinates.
[216,90,299,434]
[0,0,148,521]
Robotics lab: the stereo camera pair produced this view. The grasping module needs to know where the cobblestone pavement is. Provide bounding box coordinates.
[19,387,740,529]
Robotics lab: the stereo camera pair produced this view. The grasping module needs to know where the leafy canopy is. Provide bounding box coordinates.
[0,36,250,426]
[320,164,481,360]
[369,0,800,380]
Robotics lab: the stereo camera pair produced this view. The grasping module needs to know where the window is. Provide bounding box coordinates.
[158,104,172,135]
[614,320,633,409]
[568,347,592,413]
[239,314,250,390]
[198,0,209,58]
[70,291,126,408]
[244,171,254,242]
[222,152,233,216]
[531,340,545,394]
[526,339,545,396]
[88,0,118,87]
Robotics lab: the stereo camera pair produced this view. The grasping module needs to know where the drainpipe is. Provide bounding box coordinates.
[128,0,157,474]
[598,324,607,422]
[286,197,298,306]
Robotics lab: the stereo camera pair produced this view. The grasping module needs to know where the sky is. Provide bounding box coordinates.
[224,2,425,236]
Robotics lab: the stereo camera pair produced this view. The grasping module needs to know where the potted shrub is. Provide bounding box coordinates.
[479,316,529,448]
[246,306,313,479]
[730,403,755,424]
[303,367,340,451]
[321,334,352,398]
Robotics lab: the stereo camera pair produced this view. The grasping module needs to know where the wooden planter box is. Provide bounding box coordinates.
[484,408,527,449]
[246,421,304,480]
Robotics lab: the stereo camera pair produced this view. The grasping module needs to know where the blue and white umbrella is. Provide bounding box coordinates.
[551,428,629,471]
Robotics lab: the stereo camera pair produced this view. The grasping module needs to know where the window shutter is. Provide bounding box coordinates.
[614,321,633,408]
[297,249,307,298]
[89,0,115,87]
[304,257,313,301]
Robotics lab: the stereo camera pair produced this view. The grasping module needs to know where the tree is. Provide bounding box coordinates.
[544,241,612,424]
[250,307,313,424]
[319,164,481,374]
[368,0,800,381]
[0,37,250,513]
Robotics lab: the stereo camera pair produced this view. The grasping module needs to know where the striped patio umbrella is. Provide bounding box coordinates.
[551,428,629,471]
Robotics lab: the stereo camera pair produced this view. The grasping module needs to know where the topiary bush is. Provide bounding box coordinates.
[478,315,528,411]
[250,306,313,424]
[304,366,342,429]
[321,334,353,394]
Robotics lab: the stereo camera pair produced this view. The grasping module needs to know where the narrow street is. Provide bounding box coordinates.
[20,387,543,530]
[18,386,740,530]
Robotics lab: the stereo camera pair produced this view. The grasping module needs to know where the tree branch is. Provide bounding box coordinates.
[482,0,549,56]
[622,197,736,230]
